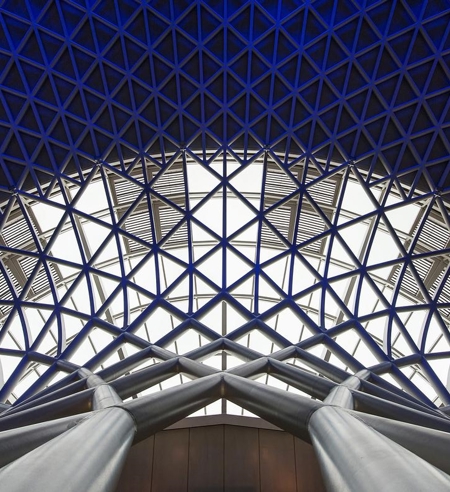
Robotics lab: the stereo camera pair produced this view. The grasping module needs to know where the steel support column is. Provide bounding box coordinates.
[0,413,91,469]
[354,411,450,476]
[0,407,135,492]
[309,406,450,492]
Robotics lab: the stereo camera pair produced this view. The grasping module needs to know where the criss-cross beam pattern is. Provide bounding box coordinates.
[0,1,448,195]
[1,2,450,490]
[0,147,450,412]
[0,0,448,415]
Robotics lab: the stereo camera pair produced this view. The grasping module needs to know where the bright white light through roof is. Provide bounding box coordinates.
[0,150,449,415]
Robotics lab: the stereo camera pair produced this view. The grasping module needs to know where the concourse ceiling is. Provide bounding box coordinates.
[0,0,448,194]
[0,0,449,411]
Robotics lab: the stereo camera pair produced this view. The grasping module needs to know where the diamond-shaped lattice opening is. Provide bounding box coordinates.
[0,149,448,409]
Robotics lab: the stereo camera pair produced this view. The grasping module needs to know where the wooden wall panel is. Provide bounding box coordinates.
[259,429,297,492]
[294,437,326,492]
[224,425,260,492]
[152,428,189,492]
[115,421,325,491]
[116,437,154,492]
[188,425,224,491]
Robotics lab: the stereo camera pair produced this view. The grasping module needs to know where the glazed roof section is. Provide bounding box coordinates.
[0,0,449,414]
[0,151,449,413]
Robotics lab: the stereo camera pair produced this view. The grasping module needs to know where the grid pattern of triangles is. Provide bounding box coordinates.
[0,1,449,411]
[0,1,449,197]
[0,149,449,411]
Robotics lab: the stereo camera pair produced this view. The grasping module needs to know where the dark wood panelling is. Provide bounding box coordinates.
[152,428,189,492]
[260,429,297,492]
[116,422,325,491]
[294,437,326,492]
[116,437,154,492]
[224,425,260,492]
[167,414,281,431]
[188,425,224,492]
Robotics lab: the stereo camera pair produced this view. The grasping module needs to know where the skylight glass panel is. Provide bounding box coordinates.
[0,151,448,412]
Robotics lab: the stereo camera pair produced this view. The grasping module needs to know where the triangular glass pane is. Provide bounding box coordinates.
[263,161,298,209]
[198,301,222,334]
[261,255,289,292]
[296,196,329,246]
[352,338,380,367]
[291,255,320,295]
[64,274,92,315]
[156,201,186,245]
[121,196,154,247]
[338,221,369,260]
[164,275,190,314]
[90,229,118,266]
[146,306,178,343]
[265,306,306,343]
[34,317,60,355]
[258,275,282,300]
[328,273,359,315]
[75,216,112,256]
[259,223,288,262]
[356,277,383,317]
[74,176,111,221]
[192,275,219,310]
[186,160,221,204]
[127,282,154,308]
[31,199,66,232]
[195,247,223,288]
[226,189,257,236]
[229,161,264,195]
[329,235,360,271]
[118,230,152,256]
[337,175,378,225]
[192,191,223,236]
[158,254,187,290]
[173,328,202,354]
[66,333,97,366]
[424,312,447,353]
[366,218,402,266]
[390,318,417,358]
[227,248,253,287]
[60,312,84,339]
[228,215,258,243]
[225,302,248,334]
[295,290,321,326]
[91,272,122,304]
[129,254,158,295]
[384,198,420,236]
[247,328,282,354]
[191,221,220,259]
[306,169,343,208]
[49,219,84,265]
[229,276,255,311]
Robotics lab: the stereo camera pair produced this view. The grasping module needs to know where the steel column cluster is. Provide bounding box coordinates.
[1,342,450,491]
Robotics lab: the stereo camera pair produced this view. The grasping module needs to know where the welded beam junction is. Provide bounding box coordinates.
[0,355,450,491]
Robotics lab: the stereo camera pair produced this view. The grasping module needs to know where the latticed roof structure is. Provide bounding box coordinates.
[0,1,450,491]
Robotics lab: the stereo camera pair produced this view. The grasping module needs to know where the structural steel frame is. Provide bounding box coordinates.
[0,1,449,490]
[1,343,450,491]
[0,150,449,491]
